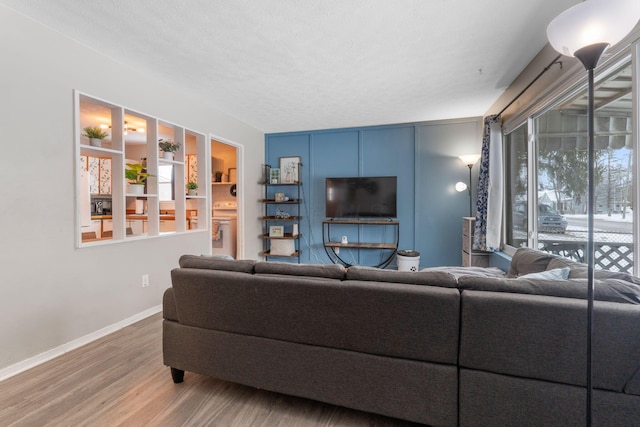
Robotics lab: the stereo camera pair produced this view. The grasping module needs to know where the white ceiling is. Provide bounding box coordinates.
[1,0,581,133]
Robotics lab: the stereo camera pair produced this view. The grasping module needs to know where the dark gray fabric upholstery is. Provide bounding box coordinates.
[459,369,587,426]
[459,290,640,393]
[171,269,460,364]
[507,247,557,277]
[162,288,177,321]
[164,254,639,424]
[459,369,640,426]
[163,321,459,426]
[345,265,458,288]
[254,261,346,280]
[458,275,640,304]
[178,254,256,273]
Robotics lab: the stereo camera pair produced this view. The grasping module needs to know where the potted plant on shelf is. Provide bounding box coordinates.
[125,163,152,195]
[83,126,109,147]
[186,181,198,196]
[158,139,181,160]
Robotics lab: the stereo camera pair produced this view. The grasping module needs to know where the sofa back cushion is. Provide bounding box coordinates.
[459,290,640,395]
[507,247,558,277]
[170,267,460,364]
[254,261,345,280]
[458,275,640,305]
[346,266,457,288]
[178,254,255,273]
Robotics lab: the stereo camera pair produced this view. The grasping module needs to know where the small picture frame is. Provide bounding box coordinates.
[279,156,301,183]
[269,225,284,238]
[275,192,286,202]
[270,168,280,184]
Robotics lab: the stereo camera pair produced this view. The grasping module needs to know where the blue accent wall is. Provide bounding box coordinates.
[265,118,483,268]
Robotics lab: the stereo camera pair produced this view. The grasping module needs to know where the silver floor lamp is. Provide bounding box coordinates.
[547,1,640,425]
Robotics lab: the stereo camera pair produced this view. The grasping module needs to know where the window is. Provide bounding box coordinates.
[504,60,634,273]
[504,124,528,249]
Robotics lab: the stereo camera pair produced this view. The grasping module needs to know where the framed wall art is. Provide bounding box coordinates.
[269,225,284,238]
[279,156,301,183]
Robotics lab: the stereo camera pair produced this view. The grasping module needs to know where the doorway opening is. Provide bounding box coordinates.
[211,138,240,258]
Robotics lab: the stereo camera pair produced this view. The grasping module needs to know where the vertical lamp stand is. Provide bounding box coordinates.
[459,154,481,218]
[548,2,640,424]
[466,163,473,217]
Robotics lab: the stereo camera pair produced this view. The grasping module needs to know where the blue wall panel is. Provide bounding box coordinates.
[415,120,482,267]
[265,118,482,268]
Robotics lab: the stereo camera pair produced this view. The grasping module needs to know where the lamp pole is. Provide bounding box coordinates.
[467,164,473,217]
[548,1,640,424]
[574,42,608,426]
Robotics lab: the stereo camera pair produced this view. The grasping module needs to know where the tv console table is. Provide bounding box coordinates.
[322,219,399,268]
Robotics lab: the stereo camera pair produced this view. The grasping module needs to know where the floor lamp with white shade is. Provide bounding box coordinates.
[547,1,640,424]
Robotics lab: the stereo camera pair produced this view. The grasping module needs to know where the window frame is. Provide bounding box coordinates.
[501,48,639,275]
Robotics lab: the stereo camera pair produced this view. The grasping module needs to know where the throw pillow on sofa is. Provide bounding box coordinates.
[517,267,570,280]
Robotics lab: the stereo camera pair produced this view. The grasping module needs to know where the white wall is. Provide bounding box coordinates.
[0,5,264,374]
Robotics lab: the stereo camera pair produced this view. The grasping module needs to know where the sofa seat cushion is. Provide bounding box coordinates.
[458,276,640,304]
[346,266,458,288]
[179,254,255,273]
[254,261,346,280]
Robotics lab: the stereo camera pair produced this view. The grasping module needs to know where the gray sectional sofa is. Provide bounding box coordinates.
[163,249,640,426]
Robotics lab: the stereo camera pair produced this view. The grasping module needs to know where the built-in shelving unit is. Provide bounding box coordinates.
[76,91,208,247]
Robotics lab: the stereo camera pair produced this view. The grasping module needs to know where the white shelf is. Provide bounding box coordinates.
[125,193,158,197]
[80,145,122,156]
[159,158,184,165]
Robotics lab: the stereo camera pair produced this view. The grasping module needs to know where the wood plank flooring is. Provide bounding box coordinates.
[0,313,422,426]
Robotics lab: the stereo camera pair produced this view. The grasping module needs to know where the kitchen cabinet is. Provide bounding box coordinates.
[160,219,176,232]
[127,219,147,235]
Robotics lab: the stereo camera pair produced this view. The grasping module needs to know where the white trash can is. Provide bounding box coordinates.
[397,250,420,272]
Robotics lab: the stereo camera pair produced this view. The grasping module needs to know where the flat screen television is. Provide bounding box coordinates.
[326,176,397,218]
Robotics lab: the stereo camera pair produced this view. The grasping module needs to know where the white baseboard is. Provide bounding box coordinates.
[0,305,162,382]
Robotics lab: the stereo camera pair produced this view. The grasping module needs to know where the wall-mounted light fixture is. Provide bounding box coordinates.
[547,1,640,424]
[458,154,481,217]
[455,181,467,192]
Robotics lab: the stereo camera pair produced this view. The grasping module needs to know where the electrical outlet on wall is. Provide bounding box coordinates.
[142,274,149,288]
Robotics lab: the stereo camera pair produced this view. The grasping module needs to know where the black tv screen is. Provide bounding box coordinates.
[326,176,397,218]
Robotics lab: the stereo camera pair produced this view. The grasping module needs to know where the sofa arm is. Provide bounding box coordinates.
[163,288,178,321]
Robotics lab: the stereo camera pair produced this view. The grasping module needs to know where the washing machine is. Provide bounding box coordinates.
[212,201,237,258]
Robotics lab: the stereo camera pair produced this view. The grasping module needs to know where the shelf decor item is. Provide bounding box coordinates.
[186,181,198,196]
[83,126,109,147]
[279,156,301,183]
[125,163,152,194]
[275,192,286,202]
[269,225,284,237]
[158,139,181,160]
[270,168,280,184]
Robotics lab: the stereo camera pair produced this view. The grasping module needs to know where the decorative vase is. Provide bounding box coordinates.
[128,183,145,195]
[188,189,197,196]
[90,138,102,147]
[163,151,173,160]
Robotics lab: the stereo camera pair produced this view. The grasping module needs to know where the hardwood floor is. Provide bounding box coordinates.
[0,313,422,426]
